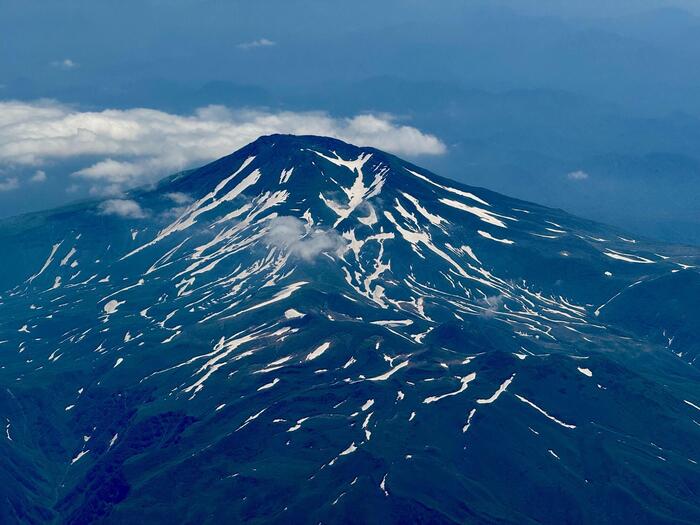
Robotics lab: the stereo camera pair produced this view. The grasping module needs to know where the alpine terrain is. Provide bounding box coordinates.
[0,135,699,524]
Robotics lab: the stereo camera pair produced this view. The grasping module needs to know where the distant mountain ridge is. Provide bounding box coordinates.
[0,135,698,524]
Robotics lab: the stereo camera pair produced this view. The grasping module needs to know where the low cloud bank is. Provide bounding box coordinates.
[0,100,446,195]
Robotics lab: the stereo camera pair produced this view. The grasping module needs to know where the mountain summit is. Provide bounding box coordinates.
[1,135,699,524]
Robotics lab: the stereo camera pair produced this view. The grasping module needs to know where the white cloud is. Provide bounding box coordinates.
[51,58,78,70]
[237,38,276,49]
[477,294,505,318]
[567,170,590,181]
[164,192,193,205]
[264,216,347,261]
[98,199,148,219]
[30,170,47,183]
[0,177,19,192]
[0,100,446,195]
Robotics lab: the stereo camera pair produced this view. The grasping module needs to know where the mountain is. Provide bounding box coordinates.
[0,135,699,524]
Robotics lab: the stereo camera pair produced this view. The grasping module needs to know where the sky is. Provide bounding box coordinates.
[1,0,700,244]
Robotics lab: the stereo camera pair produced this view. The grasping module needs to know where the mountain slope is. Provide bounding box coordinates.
[0,135,699,524]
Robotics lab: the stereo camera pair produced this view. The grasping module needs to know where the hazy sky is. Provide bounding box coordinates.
[1,0,699,244]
